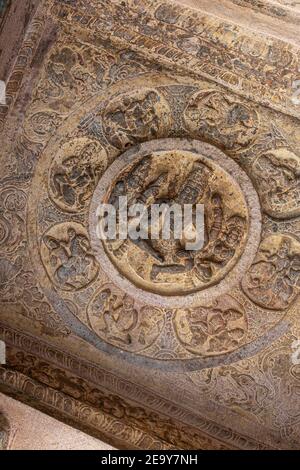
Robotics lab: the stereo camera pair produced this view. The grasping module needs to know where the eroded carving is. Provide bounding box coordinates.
[0,187,26,253]
[38,44,115,107]
[87,284,165,352]
[27,110,63,140]
[242,234,300,310]
[252,148,300,219]
[49,138,107,213]
[102,88,171,150]
[41,222,99,291]
[173,295,247,355]
[184,90,259,152]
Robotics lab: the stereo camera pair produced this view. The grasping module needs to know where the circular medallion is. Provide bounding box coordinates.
[89,139,262,308]
[26,79,298,371]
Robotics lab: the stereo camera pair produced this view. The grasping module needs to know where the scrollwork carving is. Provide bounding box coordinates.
[27,110,63,140]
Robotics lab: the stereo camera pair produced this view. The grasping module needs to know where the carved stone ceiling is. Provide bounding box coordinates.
[0,0,300,450]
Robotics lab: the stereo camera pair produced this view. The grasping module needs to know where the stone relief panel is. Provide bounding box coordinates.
[1,345,230,450]
[48,138,107,213]
[251,148,300,219]
[184,90,260,153]
[0,187,26,254]
[186,331,300,446]
[41,222,99,291]
[21,71,298,370]
[98,148,249,297]
[102,88,172,150]
[173,295,247,356]
[36,43,115,110]
[0,1,299,375]
[26,110,63,142]
[1,0,300,450]
[49,0,300,119]
[242,234,300,310]
[87,284,165,353]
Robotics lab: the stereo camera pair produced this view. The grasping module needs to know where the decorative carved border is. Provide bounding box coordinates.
[1,0,300,137]
[50,0,300,119]
[0,0,299,451]
[0,367,176,450]
[0,322,279,450]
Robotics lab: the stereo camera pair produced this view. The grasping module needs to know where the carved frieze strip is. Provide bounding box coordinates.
[1,0,300,137]
[176,0,300,48]
[0,366,177,450]
[3,344,234,450]
[0,322,276,450]
[50,0,300,119]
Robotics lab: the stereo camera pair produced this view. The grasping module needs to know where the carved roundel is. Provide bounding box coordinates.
[89,139,261,308]
[27,79,300,371]
[183,90,260,152]
[102,88,172,150]
[48,138,108,213]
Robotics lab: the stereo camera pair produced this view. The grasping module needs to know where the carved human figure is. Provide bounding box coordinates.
[242,234,300,310]
[41,223,98,290]
[252,148,300,218]
[101,151,248,295]
[102,88,171,149]
[102,293,138,345]
[173,295,247,355]
[87,285,164,351]
[184,90,259,151]
[49,138,107,212]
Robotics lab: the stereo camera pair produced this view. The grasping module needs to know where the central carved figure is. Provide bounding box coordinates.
[98,149,249,296]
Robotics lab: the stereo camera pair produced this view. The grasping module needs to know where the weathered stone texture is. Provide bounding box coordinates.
[0,0,300,449]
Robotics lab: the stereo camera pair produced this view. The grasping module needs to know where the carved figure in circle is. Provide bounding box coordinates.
[49,138,107,212]
[252,148,300,219]
[184,90,259,152]
[242,234,300,310]
[87,285,165,351]
[193,215,246,282]
[102,88,171,150]
[101,150,248,296]
[41,223,98,291]
[101,291,138,345]
[173,295,247,355]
